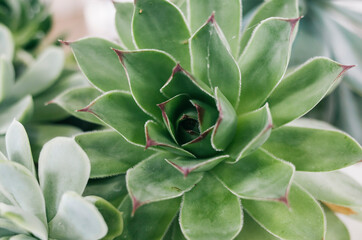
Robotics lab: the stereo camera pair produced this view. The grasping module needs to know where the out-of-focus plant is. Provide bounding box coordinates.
[0,120,123,239]
[243,0,362,143]
[55,0,362,239]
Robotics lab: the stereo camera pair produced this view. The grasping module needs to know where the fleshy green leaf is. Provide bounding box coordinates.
[39,137,90,220]
[226,104,272,163]
[49,192,107,240]
[75,130,154,178]
[0,95,33,135]
[133,0,190,68]
[235,212,279,240]
[114,49,176,122]
[126,153,202,213]
[0,58,14,102]
[239,0,298,52]
[188,0,242,56]
[211,88,237,151]
[52,87,102,125]
[190,15,241,107]
[0,25,14,60]
[8,235,37,240]
[0,217,27,236]
[262,125,362,171]
[0,161,46,225]
[164,218,187,240]
[190,99,218,133]
[85,196,123,240]
[180,174,242,240]
[119,196,180,240]
[166,155,228,177]
[145,120,194,158]
[0,204,47,240]
[5,120,35,176]
[68,38,128,92]
[181,128,217,158]
[323,204,350,240]
[84,175,128,209]
[295,171,362,207]
[79,91,149,146]
[243,183,325,240]
[237,18,298,113]
[26,124,82,161]
[11,47,64,99]
[268,58,354,127]
[114,1,136,49]
[214,149,294,200]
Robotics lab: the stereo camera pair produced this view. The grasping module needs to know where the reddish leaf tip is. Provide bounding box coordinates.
[167,160,192,177]
[193,103,205,125]
[58,39,71,46]
[131,195,143,216]
[207,12,216,24]
[145,126,159,149]
[340,64,356,71]
[77,106,92,113]
[112,48,125,64]
[157,101,170,126]
[277,195,290,208]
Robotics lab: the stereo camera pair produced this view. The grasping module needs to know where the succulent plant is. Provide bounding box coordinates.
[0,120,123,240]
[56,0,362,239]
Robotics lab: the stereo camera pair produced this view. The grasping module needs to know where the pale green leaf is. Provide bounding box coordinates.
[114,1,136,49]
[190,17,241,107]
[243,183,325,240]
[133,0,190,68]
[268,58,353,127]
[39,137,90,220]
[11,47,64,99]
[295,171,362,207]
[323,204,350,240]
[226,104,272,163]
[262,125,362,171]
[180,174,242,240]
[0,204,47,240]
[118,196,180,240]
[0,25,14,61]
[0,161,46,225]
[49,192,107,240]
[126,153,202,211]
[75,130,154,178]
[52,87,102,125]
[189,0,242,56]
[85,196,123,240]
[9,235,37,240]
[214,149,294,200]
[239,0,298,52]
[69,38,128,92]
[0,95,33,135]
[0,58,14,102]
[5,120,35,176]
[237,18,297,113]
[114,49,176,122]
[79,91,149,146]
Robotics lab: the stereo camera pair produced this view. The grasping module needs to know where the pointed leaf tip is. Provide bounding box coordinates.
[284,16,303,30]
[131,195,145,216]
[58,39,71,46]
[76,106,93,113]
[112,48,125,64]
[207,12,216,24]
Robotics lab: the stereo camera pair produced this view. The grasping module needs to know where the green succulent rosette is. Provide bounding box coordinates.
[56,0,362,239]
[0,121,123,240]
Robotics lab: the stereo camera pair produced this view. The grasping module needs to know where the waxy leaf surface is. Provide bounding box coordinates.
[114,1,136,49]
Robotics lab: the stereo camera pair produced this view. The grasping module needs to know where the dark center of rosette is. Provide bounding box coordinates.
[176,109,201,145]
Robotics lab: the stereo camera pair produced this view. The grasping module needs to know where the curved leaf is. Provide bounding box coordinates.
[126,153,202,213]
[39,137,90,220]
[268,57,354,127]
[69,38,128,92]
[11,47,64,99]
[5,120,35,176]
[237,17,299,113]
[323,204,350,240]
[244,183,325,240]
[214,149,294,200]
[235,212,278,240]
[226,104,272,163]
[133,0,190,68]
[190,16,241,107]
[52,87,102,125]
[75,130,154,178]
[0,95,33,135]
[0,25,14,60]
[79,91,149,146]
[114,1,136,49]
[262,125,362,171]
[0,58,14,102]
[189,0,242,56]
[49,192,107,240]
[295,171,362,208]
[119,196,180,240]
[180,174,242,240]
[114,49,176,121]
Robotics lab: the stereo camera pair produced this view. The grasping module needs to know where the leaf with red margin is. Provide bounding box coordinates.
[189,99,218,133]
[182,127,217,158]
